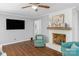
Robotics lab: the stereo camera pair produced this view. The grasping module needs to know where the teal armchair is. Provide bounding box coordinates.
[34,35,46,47]
[61,42,79,56]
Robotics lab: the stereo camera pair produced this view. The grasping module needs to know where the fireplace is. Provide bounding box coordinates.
[53,33,66,45]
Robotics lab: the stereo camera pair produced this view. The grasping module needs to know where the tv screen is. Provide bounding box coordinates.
[6,19,25,30]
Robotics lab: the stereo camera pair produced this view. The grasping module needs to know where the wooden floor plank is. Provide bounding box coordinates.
[3,40,62,56]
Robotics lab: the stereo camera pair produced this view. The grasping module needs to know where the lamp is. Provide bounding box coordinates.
[32,5,38,11]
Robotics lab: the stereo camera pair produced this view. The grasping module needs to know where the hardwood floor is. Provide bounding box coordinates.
[3,40,62,56]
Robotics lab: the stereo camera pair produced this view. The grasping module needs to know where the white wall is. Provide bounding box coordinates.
[0,13,34,45]
[72,8,79,41]
[77,11,79,41]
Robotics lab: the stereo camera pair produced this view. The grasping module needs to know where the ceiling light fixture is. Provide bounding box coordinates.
[32,5,38,11]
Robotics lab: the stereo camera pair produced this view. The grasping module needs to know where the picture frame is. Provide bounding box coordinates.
[52,14,65,27]
[52,14,64,24]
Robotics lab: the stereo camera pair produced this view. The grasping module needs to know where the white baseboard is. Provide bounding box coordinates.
[2,39,30,46]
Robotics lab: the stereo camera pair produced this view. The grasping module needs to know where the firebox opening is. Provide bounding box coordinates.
[53,33,66,45]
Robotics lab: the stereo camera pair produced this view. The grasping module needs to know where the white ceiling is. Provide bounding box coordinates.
[0,3,79,19]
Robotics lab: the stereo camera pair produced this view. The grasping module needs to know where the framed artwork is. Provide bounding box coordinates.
[52,14,64,24]
[52,14,65,27]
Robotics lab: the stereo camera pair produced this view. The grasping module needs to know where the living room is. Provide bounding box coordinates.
[0,2,79,57]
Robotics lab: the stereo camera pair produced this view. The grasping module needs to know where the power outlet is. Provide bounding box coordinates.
[14,38,16,40]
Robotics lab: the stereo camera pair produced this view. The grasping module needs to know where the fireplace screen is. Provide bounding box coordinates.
[53,33,66,45]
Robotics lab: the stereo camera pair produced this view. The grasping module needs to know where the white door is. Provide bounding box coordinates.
[34,20,41,36]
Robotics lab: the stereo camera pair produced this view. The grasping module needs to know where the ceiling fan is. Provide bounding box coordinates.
[22,3,50,11]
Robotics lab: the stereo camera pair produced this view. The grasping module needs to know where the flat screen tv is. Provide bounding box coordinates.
[6,19,25,30]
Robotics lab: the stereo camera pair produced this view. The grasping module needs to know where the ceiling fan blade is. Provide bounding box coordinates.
[22,6,31,9]
[29,3,40,5]
[38,5,50,8]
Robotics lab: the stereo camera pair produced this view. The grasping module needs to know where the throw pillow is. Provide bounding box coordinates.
[65,43,78,51]
[71,43,79,49]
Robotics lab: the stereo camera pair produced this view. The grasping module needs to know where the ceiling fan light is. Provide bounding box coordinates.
[32,5,38,10]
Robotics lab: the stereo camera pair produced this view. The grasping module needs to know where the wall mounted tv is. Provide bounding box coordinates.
[6,19,25,30]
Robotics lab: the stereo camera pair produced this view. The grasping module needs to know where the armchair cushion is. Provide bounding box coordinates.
[34,35,46,47]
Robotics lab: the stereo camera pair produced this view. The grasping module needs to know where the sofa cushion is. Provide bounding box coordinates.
[75,42,79,47]
[62,42,73,48]
[64,49,77,56]
[61,42,79,56]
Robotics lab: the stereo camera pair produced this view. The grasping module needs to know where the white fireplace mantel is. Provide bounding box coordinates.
[46,29,73,52]
[47,27,71,30]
